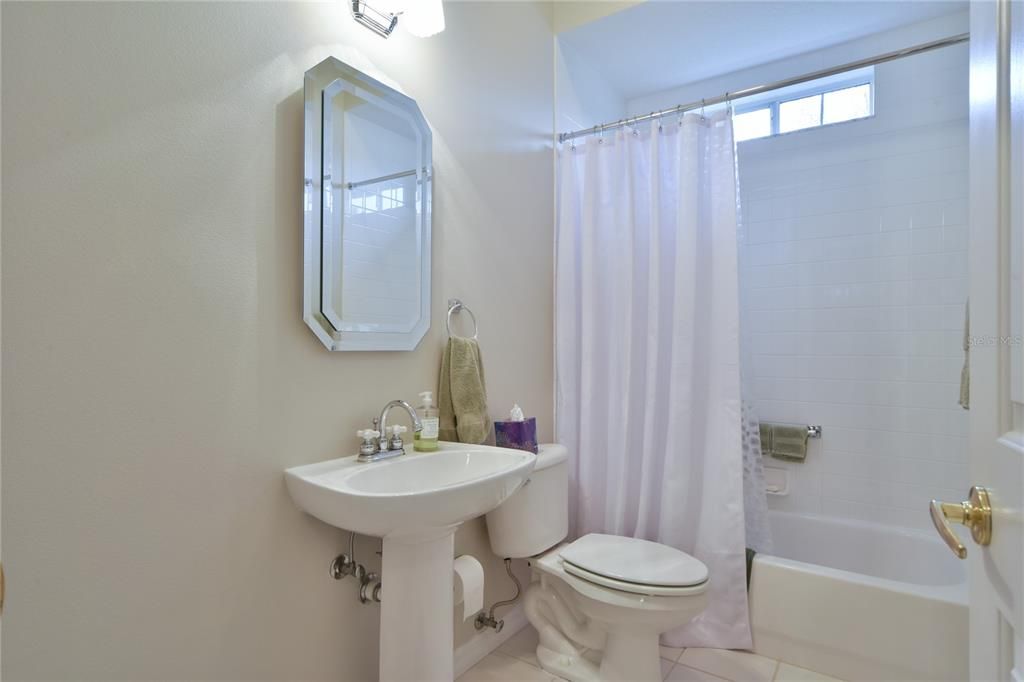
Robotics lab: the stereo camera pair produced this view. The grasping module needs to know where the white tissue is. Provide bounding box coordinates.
[509,403,525,422]
[453,554,484,620]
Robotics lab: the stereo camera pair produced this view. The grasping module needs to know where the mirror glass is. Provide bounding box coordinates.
[304,57,432,351]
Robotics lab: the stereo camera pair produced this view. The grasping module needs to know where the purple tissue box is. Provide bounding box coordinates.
[494,417,538,454]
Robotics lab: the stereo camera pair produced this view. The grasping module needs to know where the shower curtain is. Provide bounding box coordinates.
[555,110,760,649]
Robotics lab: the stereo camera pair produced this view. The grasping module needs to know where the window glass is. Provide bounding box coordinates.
[734,107,772,142]
[779,94,822,133]
[823,83,872,124]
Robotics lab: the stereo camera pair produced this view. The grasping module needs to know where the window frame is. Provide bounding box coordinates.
[732,68,875,142]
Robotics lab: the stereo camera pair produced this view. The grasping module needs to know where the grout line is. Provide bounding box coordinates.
[741,188,968,226]
[752,376,963,387]
[753,396,970,414]
[741,189,962,229]
[745,303,966,312]
[741,156,967,197]
[747,275,968,292]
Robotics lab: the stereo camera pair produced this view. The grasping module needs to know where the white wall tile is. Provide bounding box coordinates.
[735,42,969,530]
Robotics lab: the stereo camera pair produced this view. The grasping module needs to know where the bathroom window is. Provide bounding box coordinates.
[733,107,773,142]
[733,67,874,142]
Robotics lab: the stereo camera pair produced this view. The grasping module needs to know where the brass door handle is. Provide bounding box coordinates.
[930,486,992,559]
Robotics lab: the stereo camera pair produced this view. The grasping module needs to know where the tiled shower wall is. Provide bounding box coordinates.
[737,41,969,531]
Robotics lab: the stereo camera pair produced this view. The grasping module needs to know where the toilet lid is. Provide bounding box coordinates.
[559,534,708,588]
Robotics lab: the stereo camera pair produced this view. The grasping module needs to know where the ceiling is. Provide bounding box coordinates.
[558,0,967,101]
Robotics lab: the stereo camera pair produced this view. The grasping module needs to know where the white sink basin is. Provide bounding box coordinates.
[284,441,536,538]
[286,440,536,680]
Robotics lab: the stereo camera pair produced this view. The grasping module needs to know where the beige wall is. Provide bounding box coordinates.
[1,2,554,679]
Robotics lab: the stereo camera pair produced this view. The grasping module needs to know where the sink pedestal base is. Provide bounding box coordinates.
[380,527,456,681]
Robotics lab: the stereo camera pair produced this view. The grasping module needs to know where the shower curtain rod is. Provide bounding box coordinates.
[558,32,969,143]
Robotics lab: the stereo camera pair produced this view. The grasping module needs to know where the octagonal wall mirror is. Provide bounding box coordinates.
[304,57,432,351]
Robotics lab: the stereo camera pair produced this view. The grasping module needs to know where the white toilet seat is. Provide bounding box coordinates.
[534,544,709,610]
[558,533,709,596]
[562,560,708,597]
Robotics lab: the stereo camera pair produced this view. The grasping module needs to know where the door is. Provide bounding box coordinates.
[963,0,1024,678]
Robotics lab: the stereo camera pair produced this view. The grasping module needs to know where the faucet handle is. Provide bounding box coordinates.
[387,424,408,451]
[357,429,381,458]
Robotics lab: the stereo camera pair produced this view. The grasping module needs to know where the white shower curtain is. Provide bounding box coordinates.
[556,110,752,649]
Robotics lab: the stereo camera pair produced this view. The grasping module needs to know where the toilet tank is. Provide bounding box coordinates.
[485,443,569,558]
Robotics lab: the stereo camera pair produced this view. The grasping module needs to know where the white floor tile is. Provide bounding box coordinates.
[666,664,731,681]
[660,645,685,662]
[457,651,558,682]
[679,648,778,682]
[662,657,676,679]
[499,624,540,667]
[773,662,845,682]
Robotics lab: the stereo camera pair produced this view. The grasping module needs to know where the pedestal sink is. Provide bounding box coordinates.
[285,442,536,681]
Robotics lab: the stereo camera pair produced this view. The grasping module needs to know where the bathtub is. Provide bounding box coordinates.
[749,510,967,681]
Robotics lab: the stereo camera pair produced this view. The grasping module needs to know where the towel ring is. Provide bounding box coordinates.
[446,298,478,340]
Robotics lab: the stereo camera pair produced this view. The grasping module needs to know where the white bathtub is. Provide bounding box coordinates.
[749,510,968,681]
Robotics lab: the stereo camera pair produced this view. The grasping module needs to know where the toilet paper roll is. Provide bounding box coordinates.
[453,554,484,621]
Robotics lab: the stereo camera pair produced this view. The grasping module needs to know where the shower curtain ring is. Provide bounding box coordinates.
[700,98,706,121]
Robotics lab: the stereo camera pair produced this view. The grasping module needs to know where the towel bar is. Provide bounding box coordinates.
[446,298,479,340]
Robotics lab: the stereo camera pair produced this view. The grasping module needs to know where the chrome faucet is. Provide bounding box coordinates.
[357,400,423,463]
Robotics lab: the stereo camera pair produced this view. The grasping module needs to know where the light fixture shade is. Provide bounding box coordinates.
[403,0,445,37]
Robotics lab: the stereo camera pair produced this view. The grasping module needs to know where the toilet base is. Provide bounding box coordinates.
[524,578,694,682]
[536,644,600,682]
[524,548,708,682]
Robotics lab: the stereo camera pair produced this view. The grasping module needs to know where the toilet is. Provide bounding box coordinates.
[485,444,709,682]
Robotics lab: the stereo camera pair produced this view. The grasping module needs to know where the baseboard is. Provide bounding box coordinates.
[453,605,528,678]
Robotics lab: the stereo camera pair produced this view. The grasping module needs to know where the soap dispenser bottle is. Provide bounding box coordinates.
[414,391,440,451]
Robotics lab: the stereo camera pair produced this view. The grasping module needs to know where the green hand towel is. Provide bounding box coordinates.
[438,337,491,445]
[770,424,809,462]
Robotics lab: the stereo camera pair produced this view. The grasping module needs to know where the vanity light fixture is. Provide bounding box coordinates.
[351,0,398,38]
[350,0,445,38]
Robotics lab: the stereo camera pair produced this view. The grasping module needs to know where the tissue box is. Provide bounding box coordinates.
[494,417,538,454]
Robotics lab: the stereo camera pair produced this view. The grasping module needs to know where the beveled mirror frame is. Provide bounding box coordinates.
[303,57,432,351]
